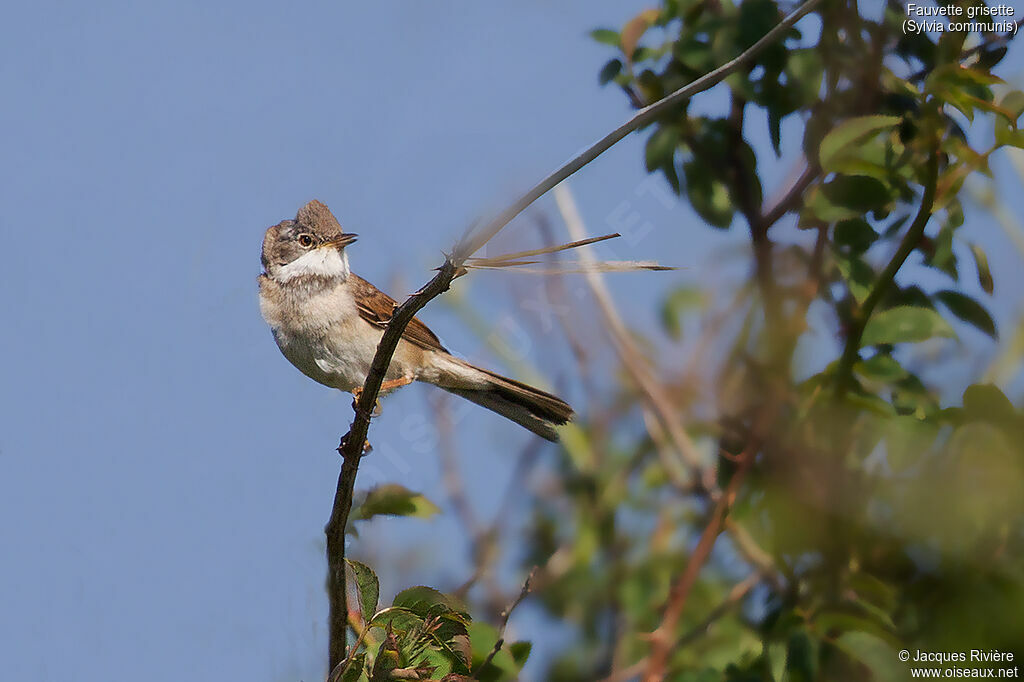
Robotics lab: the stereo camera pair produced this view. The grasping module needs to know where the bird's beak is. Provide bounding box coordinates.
[322,234,358,249]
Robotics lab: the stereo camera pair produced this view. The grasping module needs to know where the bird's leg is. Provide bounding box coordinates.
[349,376,413,426]
[378,376,415,393]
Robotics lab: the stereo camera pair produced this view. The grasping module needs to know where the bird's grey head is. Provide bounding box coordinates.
[261,200,358,282]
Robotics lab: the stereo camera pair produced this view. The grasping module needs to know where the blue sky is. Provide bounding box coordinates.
[2,2,1022,681]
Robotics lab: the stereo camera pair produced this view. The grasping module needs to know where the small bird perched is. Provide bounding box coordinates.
[258,200,574,441]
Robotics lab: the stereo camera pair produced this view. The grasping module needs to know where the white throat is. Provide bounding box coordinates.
[276,248,350,281]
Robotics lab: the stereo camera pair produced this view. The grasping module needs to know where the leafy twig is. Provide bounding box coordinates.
[834,147,940,396]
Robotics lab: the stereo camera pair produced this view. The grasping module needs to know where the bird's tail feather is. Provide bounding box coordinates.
[435,358,573,442]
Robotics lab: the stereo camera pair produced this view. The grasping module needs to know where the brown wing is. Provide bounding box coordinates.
[349,274,448,352]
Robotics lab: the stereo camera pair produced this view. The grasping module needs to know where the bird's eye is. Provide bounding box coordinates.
[297,234,314,248]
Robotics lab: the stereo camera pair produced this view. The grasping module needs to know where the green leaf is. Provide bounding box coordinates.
[934,290,997,338]
[684,160,733,228]
[660,287,704,339]
[368,606,424,633]
[645,125,679,172]
[962,383,1017,423]
[833,632,904,682]
[861,306,956,346]
[835,253,875,305]
[822,175,893,213]
[352,484,440,521]
[336,652,365,682]
[346,560,379,625]
[598,58,622,86]
[855,354,908,383]
[590,28,620,47]
[392,586,468,620]
[1000,90,1024,121]
[818,116,900,172]
[785,629,817,682]
[507,641,532,668]
[469,622,522,682]
[834,219,877,254]
[804,185,861,222]
[969,243,994,294]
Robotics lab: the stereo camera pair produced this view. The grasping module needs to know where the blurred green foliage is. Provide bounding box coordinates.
[331,0,1024,679]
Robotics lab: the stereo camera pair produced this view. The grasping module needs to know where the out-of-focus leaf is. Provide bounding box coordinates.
[833,631,904,682]
[886,414,938,472]
[924,222,957,280]
[590,28,620,47]
[598,58,623,86]
[962,383,1017,423]
[934,290,997,338]
[818,116,900,171]
[645,125,679,172]
[352,484,440,521]
[660,286,705,339]
[469,622,522,682]
[785,629,817,682]
[621,9,660,61]
[969,242,994,294]
[835,253,875,305]
[861,306,956,346]
[822,175,893,213]
[834,219,878,254]
[788,48,824,107]
[346,560,379,625]
[1000,90,1024,121]
[684,160,734,228]
[855,354,908,383]
[507,641,531,668]
[804,185,861,222]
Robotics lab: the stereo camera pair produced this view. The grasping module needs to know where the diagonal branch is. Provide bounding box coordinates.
[453,0,823,261]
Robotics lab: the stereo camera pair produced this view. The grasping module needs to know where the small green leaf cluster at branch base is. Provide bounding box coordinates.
[332,562,530,682]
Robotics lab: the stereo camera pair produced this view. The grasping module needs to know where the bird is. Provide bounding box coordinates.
[258,200,574,442]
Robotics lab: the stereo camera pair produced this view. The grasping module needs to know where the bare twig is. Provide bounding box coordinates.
[554,183,705,486]
[473,568,537,678]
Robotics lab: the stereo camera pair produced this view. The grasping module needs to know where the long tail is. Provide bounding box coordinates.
[432,356,574,442]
